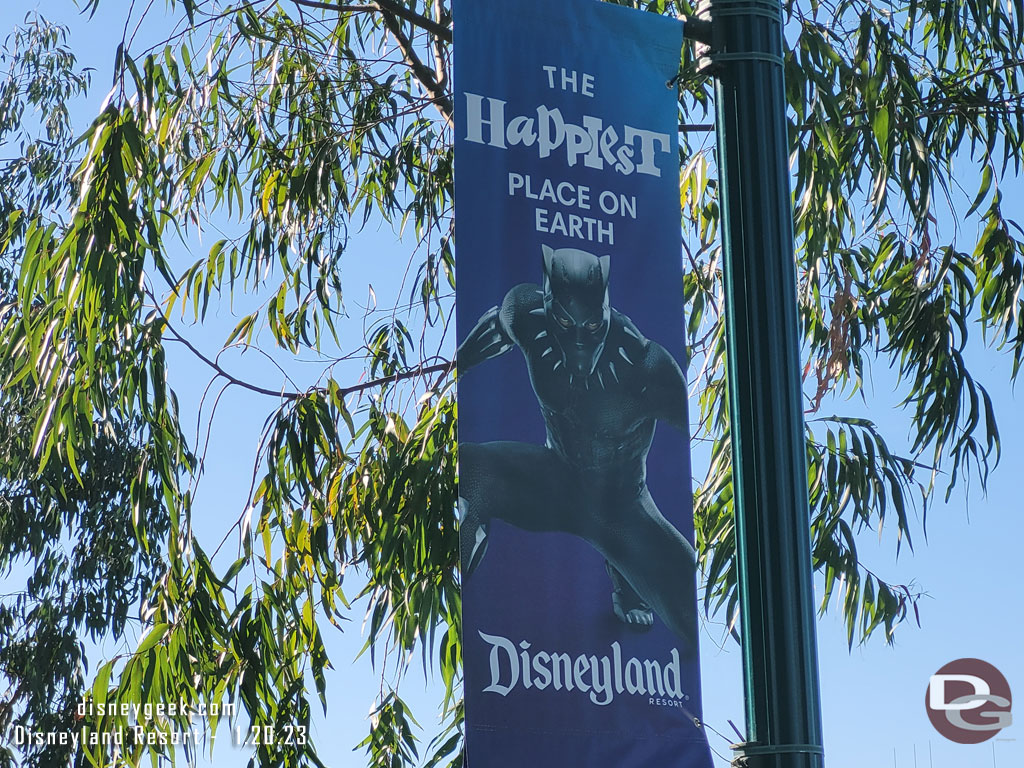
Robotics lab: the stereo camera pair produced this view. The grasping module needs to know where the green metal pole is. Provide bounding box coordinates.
[706,1,826,766]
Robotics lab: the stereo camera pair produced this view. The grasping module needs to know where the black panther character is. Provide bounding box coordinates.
[458,244,698,651]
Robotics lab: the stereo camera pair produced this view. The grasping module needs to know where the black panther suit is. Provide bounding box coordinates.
[458,245,698,652]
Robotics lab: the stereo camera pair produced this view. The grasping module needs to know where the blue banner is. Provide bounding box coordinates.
[454,1,711,765]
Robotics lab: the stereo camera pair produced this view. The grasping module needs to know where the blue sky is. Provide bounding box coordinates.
[1,2,1022,767]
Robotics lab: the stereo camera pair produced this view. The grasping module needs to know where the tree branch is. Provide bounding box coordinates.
[338,360,454,397]
[377,6,453,123]
[163,321,307,399]
[289,0,453,44]
[161,312,453,401]
[430,0,448,94]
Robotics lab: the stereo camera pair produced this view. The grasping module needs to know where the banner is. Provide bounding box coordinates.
[454,1,712,765]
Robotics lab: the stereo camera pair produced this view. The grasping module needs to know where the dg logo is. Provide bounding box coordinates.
[926,658,1013,744]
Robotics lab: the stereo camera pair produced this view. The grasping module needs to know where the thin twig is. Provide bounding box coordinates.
[163,316,453,400]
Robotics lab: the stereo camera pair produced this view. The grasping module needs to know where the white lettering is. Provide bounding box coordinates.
[464,94,507,148]
[533,651,552,690]
[624,126,671,177]
[930,674,990,711]
[519,641,533,689]
[581,73,595,97]
[643,659,664,697]
[480,631,519,696]
[462,93,672,176]
[590,654,613,706]
[534,209,615,245]
[537,106,566,160]
[551,652,574,691]
[478,633,689,707]
[542,67,595,97]
[664,649,684,699]
[574,655,591,693]
[625,658,646,695]
[507,116,537,147]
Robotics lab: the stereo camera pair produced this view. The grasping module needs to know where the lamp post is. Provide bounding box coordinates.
[702,1,826,765]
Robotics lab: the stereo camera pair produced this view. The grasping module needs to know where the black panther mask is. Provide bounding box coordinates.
[541,245,611,376]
